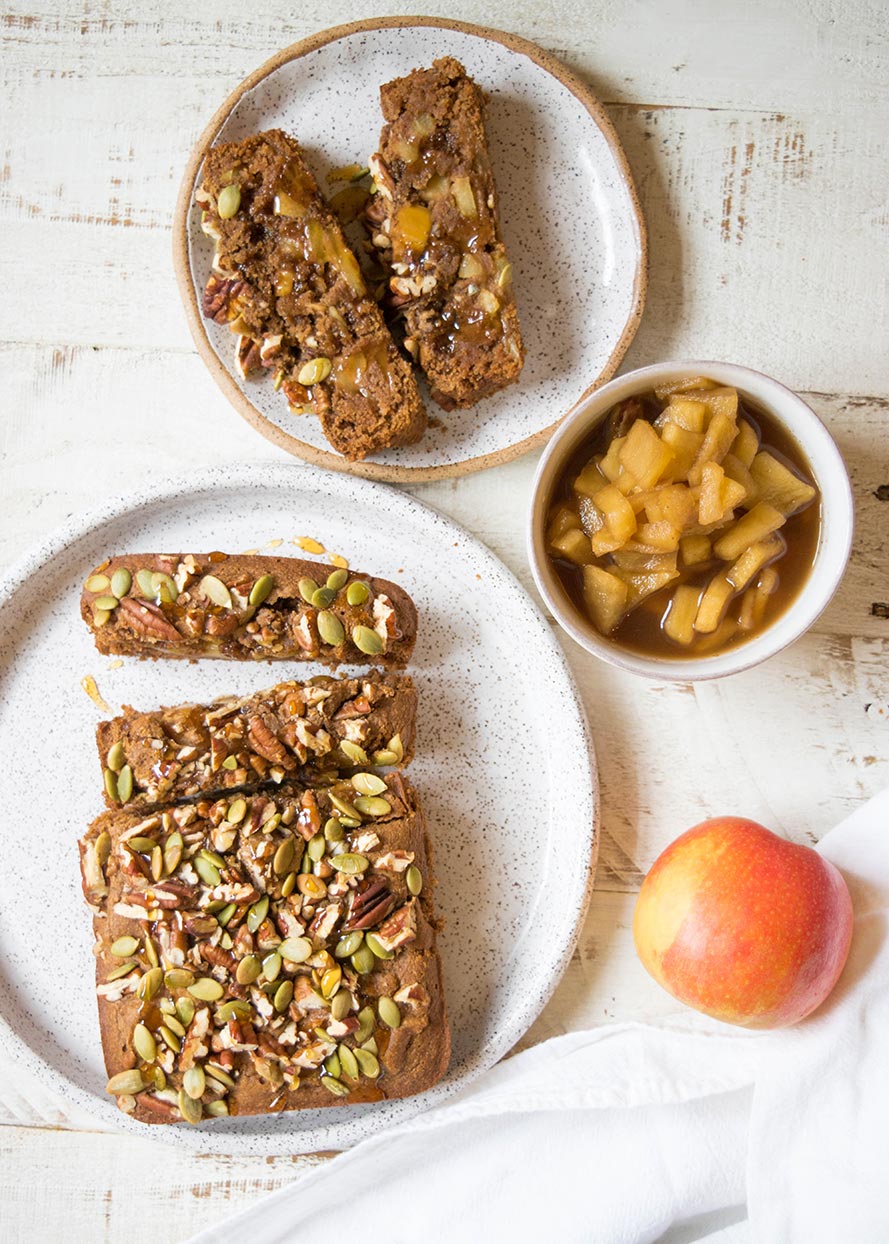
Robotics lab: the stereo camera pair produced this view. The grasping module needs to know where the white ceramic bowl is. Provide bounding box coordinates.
[527,361,854,680]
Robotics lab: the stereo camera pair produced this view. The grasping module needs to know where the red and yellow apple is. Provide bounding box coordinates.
[633,817,853,1028]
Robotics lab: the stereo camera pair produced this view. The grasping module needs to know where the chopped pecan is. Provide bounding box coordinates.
[235,334,263,379]
[178,1006,210,1072]
[374,900,417,951]
[198,941,236,973]
[202,273,249,324]
[247,715,291,766]
[135,1092,180,1120]
[334,695,372,720]
[296,790,321,841]
[118,597,181,643]
[343,878,395,932]
[205,612,241,638]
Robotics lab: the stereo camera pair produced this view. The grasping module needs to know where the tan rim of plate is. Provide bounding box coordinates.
[173,16,649,483]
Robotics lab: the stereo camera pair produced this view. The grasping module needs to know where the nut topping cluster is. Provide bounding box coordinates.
[82,773,433,1123]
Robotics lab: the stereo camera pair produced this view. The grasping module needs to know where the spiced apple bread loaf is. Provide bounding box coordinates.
[81,554,417,667]
[98,672,416,812]
[81,772,449,1124]
[198,129,426,459]
[367,57,524,410]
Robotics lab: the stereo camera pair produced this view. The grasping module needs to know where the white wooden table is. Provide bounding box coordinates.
[2,2,887,1238]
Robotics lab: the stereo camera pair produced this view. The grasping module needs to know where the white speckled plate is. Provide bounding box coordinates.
[173,17,646,483]
[0,464,597,1153]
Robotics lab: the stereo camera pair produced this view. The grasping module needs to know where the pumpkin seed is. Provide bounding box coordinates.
[95,830,112,866]
[352,772,387,796]
[116,764,134,804]
[151,571,177,604]
[351,945,375,975]
[326,568,349,591]
[378,996,401,1029]
[93,594,119,611]
[262,951,282,981]
[110,935,140,958]
[216,902,236,927]
[106,960,138,982]
[306,836,325,863]
[353,1047,380,1078]
[221,755,238,771]
[311,586,336,609]
[338,1045,359,1081]
[179,1087,203,1124]
[330,990,351,1021]
[335,932,363,959]
[273,980,294,1012]
[188,977,224,1002]
[183,1066,206,1100]
[206,1064,236,1089]
[106,741,126,773]
[249,574,275,607]
[346,580,371,607]
[136,568,155,597]
[352,625,383,656]
[317,610,345,646]
[227,797,247,823]
[163,832,183,875]
[206,1098,229,1117]
[281,871,297,898]
[217,182,241,219]
[159,998,175,1015]
[158,1024,180,1052]
[324,817,345,842]
[93,607,111,626]
[247,895,270,932]
[372,748,399,766]
[126,835,156,853]
[356,1006,376,1043]
[176,997,195,1027]
[220,931,233,950]
[150,844,163,880]
[153,1067,167,1090]
[354,796,391,817]
[137,967,163,1001]
[198,574,231,608]
[324,1050,342,1079]
[365,933,393,960]
[201,847,226,867]
[194,855,221,886]
[144,934,159,969]
[406,864,423,895]
[86,573,111,593]
[103,768,119,802]
[110,568,132,599]
[336,741,366,767]
[321,1075,350,1097]
[278,936,312,964]
[321,966,342,998]
[297,357,332,386]
[216,999,252,1022]
[273,837,296,874]
[106,1069,146,1096]
[233,955,259,985]
[329,793,361,820]
[164,968,195,990]
[298,576,320,604]
[388,734,404,762]
[164,1014,186,1038]
[333,853,368,875]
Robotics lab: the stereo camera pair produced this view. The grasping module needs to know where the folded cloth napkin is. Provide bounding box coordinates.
[186,787,889,1244]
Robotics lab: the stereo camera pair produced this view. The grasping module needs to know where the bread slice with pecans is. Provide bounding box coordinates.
[198,128,426,460]
[80,553,417,667]
[80,772,449,1124]
[367,57,524,410]
[98,672,416,813]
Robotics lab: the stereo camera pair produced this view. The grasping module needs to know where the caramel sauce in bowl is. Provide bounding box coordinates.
[527,361,853,681]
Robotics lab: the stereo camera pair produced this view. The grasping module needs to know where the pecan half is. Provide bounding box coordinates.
[118,597,181,643]
[342,878,395,932]
[202,273,249,324]
[247,715,291,766]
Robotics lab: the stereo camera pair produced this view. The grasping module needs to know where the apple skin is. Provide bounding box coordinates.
[633,817,853,1029]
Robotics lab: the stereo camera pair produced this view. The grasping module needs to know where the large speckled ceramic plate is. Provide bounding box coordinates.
[173,17,646,483]
[0,465,597,1153]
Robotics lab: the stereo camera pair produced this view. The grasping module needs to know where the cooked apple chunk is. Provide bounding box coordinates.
[582,565,628,633]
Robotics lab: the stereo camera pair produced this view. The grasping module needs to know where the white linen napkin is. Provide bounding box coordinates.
[186,787,889,1244]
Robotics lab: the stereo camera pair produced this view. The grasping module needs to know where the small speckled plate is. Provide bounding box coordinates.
[0,465,597,1153]
[173,17,647,483]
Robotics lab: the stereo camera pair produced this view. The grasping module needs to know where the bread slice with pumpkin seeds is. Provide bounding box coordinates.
[80,553,417,667]
[198,128,426,460]
[80,772,449,1124]
[97,671,416,813]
